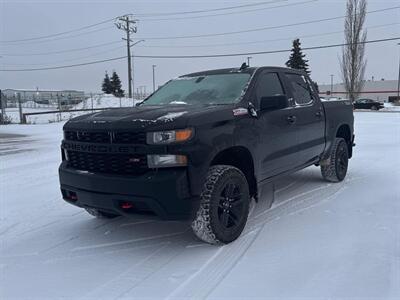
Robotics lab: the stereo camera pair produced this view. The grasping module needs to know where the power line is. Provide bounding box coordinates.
[0,1,287,43]
[0,25,115,45]
[134,0,288,17]
[1,41,123,56]
[0,56,126,72]
[1,37,398,72]
[137,22,400,48]
[2,46,125,66]
[3,22,397,58]
[0,17,116,43]
[137,6,400,40]
[133,37,400,58]
[139,0,317,22]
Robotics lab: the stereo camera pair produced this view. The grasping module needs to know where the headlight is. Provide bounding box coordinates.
[147,154,188,168]
[146,128,193,144]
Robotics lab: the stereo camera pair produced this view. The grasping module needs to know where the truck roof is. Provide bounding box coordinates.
[182,66,304,77]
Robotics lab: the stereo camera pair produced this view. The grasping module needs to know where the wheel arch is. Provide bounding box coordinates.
[210,146,257,199]
[336,124,353,158]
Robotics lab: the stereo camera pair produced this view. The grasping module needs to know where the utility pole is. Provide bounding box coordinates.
[247,56,252,67]
[397,43,400,101]
[152,65,156,92]
[17,93,24,124]
[115,15,138,99]
[0,89,4,123]
[330,74,334,97]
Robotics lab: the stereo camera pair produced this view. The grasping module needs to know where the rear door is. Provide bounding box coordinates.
[282,72,326,165]
[253,70,299,179]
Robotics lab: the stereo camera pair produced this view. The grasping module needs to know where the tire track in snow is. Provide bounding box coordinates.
[83,239,189,299]
[275,179,300,194]
[165,228,264,300]
[164,177,348,299]
[0,222,19,236]
[72,230,187,252]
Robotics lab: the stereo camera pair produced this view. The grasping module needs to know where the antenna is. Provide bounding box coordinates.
[240,62,248,70]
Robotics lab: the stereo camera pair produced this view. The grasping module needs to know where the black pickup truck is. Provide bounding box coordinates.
[59,66,354,244]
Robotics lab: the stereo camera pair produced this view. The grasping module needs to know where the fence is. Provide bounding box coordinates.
[0,92,150,124]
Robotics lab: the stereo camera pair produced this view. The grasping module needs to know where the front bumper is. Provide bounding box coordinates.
[59,162,197,220]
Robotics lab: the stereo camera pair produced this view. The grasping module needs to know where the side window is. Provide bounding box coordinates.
[256,72,285,101]
[286,73,313,105]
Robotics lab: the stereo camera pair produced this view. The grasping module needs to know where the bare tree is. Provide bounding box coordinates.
[340,0,367,102]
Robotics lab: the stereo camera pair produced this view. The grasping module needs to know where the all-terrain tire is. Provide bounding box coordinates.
[85,208,119,219]
[191,165,250,245]
[321,138,349,182]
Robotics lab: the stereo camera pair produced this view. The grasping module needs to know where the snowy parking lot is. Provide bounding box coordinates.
[1,112,399,299]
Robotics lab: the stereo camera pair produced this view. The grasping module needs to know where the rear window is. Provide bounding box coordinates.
[286,73,313,105]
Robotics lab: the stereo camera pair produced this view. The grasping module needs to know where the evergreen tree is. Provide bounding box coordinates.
[286,39,310,74]
[110,71,125,97]
[101,72,112,94]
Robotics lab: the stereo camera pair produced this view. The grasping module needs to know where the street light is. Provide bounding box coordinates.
[130,39,145,100]
[152,65,156,92]
[247,56,252,67]
[397,43,400,101]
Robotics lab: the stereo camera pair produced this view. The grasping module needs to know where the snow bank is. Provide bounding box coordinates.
[74,94,139,110]
[382,102,400,112]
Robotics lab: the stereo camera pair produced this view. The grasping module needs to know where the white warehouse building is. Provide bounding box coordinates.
[318,79,399,103]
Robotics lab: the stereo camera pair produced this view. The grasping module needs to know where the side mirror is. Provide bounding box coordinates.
[259,95,288,111]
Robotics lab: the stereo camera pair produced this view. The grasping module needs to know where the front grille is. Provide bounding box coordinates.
[67,151,148,175]
[65,131,146,144]
[114,132,146,144]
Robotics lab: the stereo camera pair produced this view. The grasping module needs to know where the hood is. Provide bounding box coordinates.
[64,104,235,131]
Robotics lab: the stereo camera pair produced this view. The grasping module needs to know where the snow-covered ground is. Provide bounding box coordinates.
[382,102,400,112]
[0,112,399,299]
[73,94,138,110]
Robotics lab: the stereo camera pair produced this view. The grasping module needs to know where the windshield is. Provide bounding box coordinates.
[141,73,251,106]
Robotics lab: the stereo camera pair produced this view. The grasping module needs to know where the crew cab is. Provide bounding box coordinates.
[59,66,354,244]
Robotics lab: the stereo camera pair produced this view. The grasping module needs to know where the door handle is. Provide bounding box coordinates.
[287,115,297,124]
[315,111,323,118]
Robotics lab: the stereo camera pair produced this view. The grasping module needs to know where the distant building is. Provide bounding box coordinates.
[1,88,85,105]
[319,79,399,102]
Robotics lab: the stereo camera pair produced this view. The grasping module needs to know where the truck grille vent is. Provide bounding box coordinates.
[67,151,148,175]
[65,131,146,144]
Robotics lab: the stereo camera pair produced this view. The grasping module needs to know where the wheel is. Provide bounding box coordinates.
[371,105,378,111]
[321,138,349,182]
[191,165,250,245]
[85,208,119,219]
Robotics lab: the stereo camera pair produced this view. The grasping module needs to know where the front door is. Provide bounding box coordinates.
[253,71,299,180]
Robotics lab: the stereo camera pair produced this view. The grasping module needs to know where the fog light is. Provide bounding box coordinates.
[62,189,77,202]
[121,202,134,209]
[147,154,187,168]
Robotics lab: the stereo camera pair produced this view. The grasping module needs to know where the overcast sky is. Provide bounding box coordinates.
[0,0,399,94]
